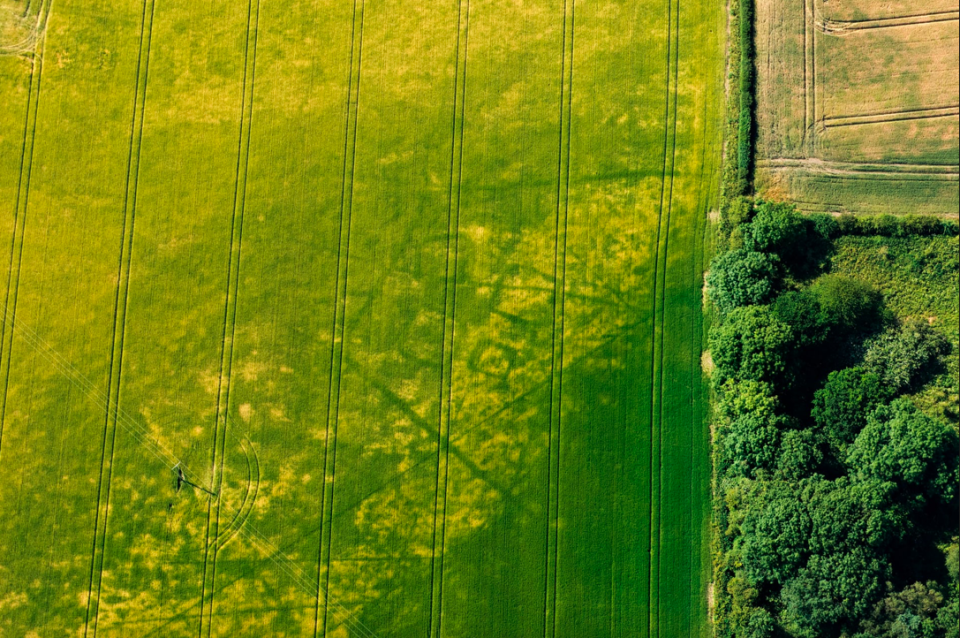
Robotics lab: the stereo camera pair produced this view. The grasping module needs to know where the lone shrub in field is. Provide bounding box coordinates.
[863,319,951,392]
[811,367,893,457]
[710,305,796,390]
[847,399,959,506]
[706,249,781,314]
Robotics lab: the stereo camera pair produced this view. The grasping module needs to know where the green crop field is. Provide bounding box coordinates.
[0,0,723,635]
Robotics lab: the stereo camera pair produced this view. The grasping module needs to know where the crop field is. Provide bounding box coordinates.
[754,0,959,214]
[0,0,723,636]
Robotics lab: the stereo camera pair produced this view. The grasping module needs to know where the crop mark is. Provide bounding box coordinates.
[80,1,155,635]
[0,289,378,636]
[426,2,470,636]
[314,1,364,636]
[542,2,575,637]
[197,1,260,636]
[648,0,680,633]
[0,0,49,462]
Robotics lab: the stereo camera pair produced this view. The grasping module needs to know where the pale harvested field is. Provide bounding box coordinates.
[755,0,959,214]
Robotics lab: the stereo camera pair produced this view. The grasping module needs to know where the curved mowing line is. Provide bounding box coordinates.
[212,436,261,553]
[0,0,49,462]
[82,1,157,635]
[427,1,470,635]
[315,1,364,635]
[197,2,261,636]
[543,1,575,636]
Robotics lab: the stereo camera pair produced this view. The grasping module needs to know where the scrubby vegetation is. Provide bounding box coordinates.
[708,201,960,638]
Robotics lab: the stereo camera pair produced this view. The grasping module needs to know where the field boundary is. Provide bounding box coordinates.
[81,1,156,635]
[315,0,364,635]
[0,0,47,461]
[197,1,261,635]
[542,2,575,636]
[427,0,470,636]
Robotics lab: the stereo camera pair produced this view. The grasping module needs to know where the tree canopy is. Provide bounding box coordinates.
[709,305,796,390]
[707,249,782,314]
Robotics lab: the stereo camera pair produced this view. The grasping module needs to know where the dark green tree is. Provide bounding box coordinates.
[710,305,797,390]
[777,478,904,637]
[772,289,830,348]
[806,478,906,554]
[723,412,784,478]
[780,548,889,638]
[777,428,823,479]
[743,200,807,257]
[847,399,959,506]
[743,608,776,638]
[741,480,811,585]
[707,249,782,314]
[811,367,893,457]
[809,274,884,334]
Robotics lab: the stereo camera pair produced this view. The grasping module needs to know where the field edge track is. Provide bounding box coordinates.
[315,1,364,635]
[197,1,261,635]
[425,1,471,636]
[542,1,575,636]
[648,0,681,633]
[81,1,157,635]
[0,0,51,461]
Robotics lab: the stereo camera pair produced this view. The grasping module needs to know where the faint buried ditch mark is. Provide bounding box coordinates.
[0,305,379,638]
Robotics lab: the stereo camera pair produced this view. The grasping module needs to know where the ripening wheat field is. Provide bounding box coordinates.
[0,0,723,635]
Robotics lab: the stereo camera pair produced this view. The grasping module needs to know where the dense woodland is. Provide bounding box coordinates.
[709,201,960,637]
